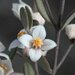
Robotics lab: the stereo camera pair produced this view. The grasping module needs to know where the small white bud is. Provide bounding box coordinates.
[65,24,75,39]
[33,12,45,25]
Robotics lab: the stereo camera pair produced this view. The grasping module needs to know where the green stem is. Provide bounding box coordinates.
[35,62,39,75]
[52,30,61,75]
[56,44,74,71]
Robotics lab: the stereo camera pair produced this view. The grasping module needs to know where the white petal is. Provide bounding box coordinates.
[1,60,14,75]
[8,39,20,51]
[0,67,4,75]
[65,24,75,39]
[12,3,23,19]
[0,53,14,75]
[41,39,57,51]
[28,49,42,62]
[30,26,38,35]
[33,12,45,25]
[0,42,5,52]
[42,50,48,56]
[18,44,25,49]
[18,34,33,48]
[0,53,10,60]
[10,72,23,75]
[32,25,46,40]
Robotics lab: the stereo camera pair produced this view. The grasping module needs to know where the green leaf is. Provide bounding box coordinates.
[38,56,52,74]
[24,57,35,75]
[60,0,65,18]
[61,10,75,30]
[59,0,65,26]
[20,7,33,30]
[20,7,28,30]
[8,48,17,60]
[25,6,33,29]
[35,0,51,23]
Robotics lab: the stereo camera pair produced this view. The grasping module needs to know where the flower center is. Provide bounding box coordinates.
[32,38,43,48]
[17,31,26,38]
[0,64,8,74]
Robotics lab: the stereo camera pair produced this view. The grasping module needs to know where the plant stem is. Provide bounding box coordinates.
[35,62,39,75]
[52,30,61,75]
[56,44,74,71]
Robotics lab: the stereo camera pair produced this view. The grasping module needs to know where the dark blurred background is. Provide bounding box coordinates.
[0,0,75,75]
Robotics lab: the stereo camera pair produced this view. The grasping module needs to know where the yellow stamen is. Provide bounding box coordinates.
[0,64,8,73]
[32,38,43,48]
[17,31,26,37]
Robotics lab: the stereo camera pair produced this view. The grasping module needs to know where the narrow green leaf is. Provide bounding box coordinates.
[35,0,51,23]
[24,58,35,75]
[38,57,52,74]
[20,7,29,30]
[60,0,65,18]
[61,10,75,30]
[43,0,56,25]
[60,0,65,26]
[25,6,33,29]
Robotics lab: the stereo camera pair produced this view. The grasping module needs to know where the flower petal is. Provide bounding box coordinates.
[42,50,48,56]
[8,39,20,51]
[0,42,5,52]
[18,44,25,49]
[32,25,46,40]
[41,39,57,51]
[18,34,33,48]
[0,53,10,60]
[0,67,4,75]
[65,24,75,39]
[30,26,38,35]
[10,72,24,75]
[1,60,14,75]
[28,49,42,62]
[12,3,24,19]
[33,12,45,25]
[0,53,14,75]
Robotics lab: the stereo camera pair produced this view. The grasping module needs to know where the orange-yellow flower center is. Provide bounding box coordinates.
[17,31,26,38]
[32,38,43,48]
[0,64,8,73]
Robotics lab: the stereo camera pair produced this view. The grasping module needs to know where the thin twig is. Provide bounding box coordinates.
[52,30,61,75]
[35,62,39,75]
[56,44,74,71]
[60,0,65,24]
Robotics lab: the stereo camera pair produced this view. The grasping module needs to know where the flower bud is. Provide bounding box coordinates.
[65,24,75,40]
[33,12,45,25]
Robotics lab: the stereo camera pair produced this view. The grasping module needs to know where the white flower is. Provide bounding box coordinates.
[17,25,57,62]
[65,24,75,39]
[12,0,45,25]
[33,12,45,25]
[0,53,14,75]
